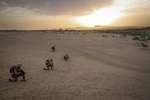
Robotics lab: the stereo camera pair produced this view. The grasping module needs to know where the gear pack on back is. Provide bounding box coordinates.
[10,66,16,73]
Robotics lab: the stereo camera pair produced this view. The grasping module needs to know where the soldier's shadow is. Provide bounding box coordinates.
[43,68,49,70]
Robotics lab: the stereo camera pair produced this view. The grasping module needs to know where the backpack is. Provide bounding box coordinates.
[10,66,16,73]
[46,60,49,65]
[20,70,26,75]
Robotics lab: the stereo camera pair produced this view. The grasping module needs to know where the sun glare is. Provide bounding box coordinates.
[76,6,125,26]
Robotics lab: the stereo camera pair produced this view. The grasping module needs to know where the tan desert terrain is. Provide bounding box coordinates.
[0,30,150,100]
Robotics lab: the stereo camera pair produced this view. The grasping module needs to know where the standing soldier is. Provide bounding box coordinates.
[45,59,54,70]
[49,59,54,70]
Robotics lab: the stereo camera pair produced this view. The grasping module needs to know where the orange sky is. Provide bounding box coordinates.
[0,0,150,30]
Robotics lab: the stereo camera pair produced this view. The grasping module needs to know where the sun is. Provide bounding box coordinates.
[76,6,125,27]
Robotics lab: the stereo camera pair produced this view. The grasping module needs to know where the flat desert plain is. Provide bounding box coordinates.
[0,30,150,100]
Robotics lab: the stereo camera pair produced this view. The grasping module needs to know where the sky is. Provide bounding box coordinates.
[0,0,150,30]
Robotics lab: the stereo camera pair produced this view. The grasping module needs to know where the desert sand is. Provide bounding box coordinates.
[0,30,150,100]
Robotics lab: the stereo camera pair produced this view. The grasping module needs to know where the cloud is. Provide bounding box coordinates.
[0,2,7,9]
[114,0,150,14]
[1,0,113,15]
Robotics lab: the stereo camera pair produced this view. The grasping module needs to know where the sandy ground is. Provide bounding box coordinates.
[0,31,150,100]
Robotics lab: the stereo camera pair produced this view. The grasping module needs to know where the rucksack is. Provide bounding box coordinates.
[46,60,49,65]
[10,66,16,73]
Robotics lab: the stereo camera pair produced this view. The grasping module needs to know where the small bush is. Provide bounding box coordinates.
[122,34,126,37]
[132,36,140,40]
[141,35,146,38]
[141,43,148,47]
[102,35,108,37]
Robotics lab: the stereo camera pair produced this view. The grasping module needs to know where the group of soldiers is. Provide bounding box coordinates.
[44,45,69,70]
[9,45,69,82]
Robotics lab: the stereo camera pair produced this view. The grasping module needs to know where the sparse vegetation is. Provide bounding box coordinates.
[132,36,140,40]
[141,43,148,47]
[122,34,126,37]
[136,42,149,47]
[139,38,147,42]
[102,35,108,37]
[132,32,150,42]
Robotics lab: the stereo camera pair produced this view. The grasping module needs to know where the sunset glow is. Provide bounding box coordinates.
[76,6,125,26]
[0,0,150,29]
